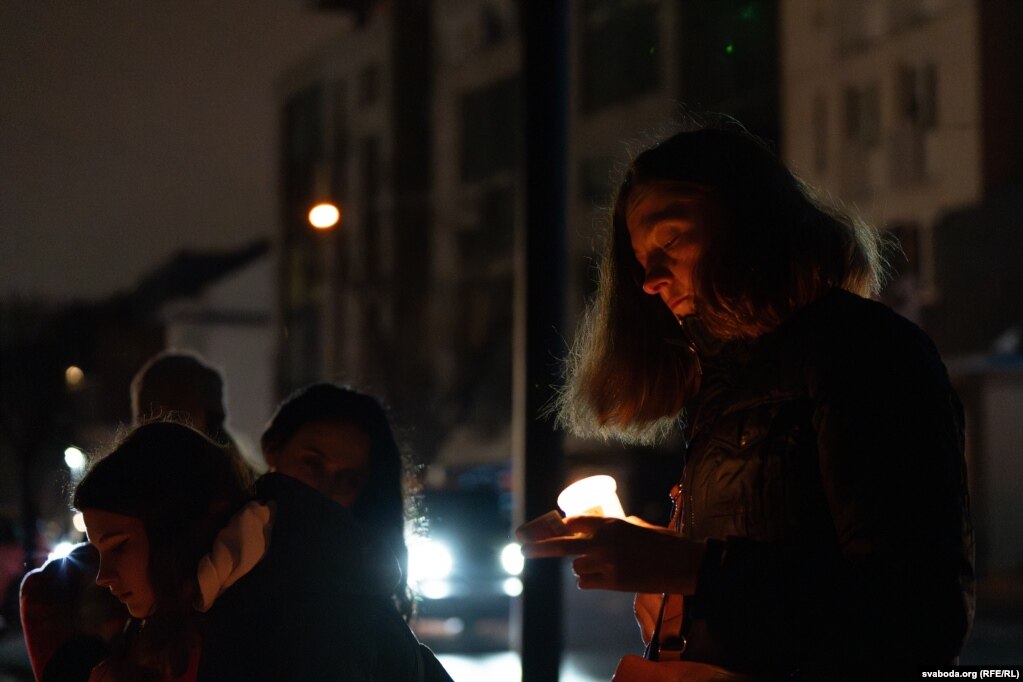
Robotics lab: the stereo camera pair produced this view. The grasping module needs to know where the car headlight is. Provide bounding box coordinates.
[406,536,454,583]
[500,542,524,576]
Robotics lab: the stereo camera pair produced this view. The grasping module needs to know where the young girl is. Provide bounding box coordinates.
[74,422,249,682]
[198,387,450,681]
[260,383,414,621]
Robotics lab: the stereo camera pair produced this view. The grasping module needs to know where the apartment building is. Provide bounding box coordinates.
[782,0,985,315]
[783,0,1023,574]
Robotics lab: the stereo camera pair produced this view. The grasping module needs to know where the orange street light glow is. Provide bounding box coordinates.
[65,365,84,387]
[308,202,341,229]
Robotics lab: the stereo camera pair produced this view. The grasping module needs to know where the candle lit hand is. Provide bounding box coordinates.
[521,516,706,595]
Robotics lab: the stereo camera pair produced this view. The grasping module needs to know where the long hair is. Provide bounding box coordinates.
[73,422,250,680]
[560,125,889,443]
[261,383,414,621]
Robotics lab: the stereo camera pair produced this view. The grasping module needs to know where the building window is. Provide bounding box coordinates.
[330,80,349,200]
[888,0,931,32]
[844,84,881,147]
[458,186,515,272]
[283,84,323,166]
[359,136,381,278]
[459,77,521,182]
[359,63,380,107]
[835,0,885,55]
[481,3,509,48]
[897,62,938,130]
[580,0,661,113]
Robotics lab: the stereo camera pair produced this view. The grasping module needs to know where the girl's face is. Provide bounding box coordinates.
[625,181,712,319]
[266,420,371,508]
[84,509,156,619]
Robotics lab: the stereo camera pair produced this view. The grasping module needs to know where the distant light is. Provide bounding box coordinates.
[64,447,86,471]
[48,542,75,562]
[502,577,523,597]
[65,366,84,387]
[72,512,87,533]
[725,43,735,54]
[308,202,341,230]
[442,617,465,635]
[419,580,454,600]
[500,543,524,576]
[406,536,454,583]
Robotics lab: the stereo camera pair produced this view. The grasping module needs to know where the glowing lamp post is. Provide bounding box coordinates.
[307,196,342,375]
[308,202,341,230]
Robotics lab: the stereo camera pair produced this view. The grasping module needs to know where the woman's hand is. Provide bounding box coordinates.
[521,516,705,595]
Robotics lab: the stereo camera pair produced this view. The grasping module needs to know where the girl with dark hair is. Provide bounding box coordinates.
[260,383,413,621]
[526,126,974,679]
[195,385,451,681]
[73,422,249,681]
[20,350,253,682]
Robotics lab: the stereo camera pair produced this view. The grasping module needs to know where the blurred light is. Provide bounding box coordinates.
[64,446,86,471]
[406,536,454,583]
[308,202,340,230]
[500,542,524,576]
[419,580,453,600]
[72,512,87,533]
[65,365,84,387]
[502,577,523,597]
[48,541,75,562]
[558,474,625,519]
[442,618,465,635]
[725,43,735,54]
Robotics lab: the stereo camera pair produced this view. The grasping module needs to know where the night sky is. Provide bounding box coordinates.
[1,2,348,301]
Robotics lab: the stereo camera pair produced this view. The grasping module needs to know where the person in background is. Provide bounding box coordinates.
[20,350,254,681]
[524,125,974,680]
[259,382,414,621]
[74,422,249,681]
[196,386,451,680]
[130,350,255,487]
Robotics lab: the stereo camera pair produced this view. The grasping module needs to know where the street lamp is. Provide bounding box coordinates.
[308,201,341,230]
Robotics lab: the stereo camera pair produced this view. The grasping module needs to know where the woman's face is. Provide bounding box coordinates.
[625,181,711,319]
[267,420,371,508]
[84,509,156,619]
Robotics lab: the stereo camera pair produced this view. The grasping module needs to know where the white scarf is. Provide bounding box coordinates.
[195,501,275,612]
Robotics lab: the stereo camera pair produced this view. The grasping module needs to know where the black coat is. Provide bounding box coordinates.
[677,289,974,679]
[197,473,435,682]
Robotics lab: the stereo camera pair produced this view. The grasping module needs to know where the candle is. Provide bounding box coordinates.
[557,475,625,519]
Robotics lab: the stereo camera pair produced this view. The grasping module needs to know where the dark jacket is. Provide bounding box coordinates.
[20,543,127,682]
[677,289,974,680]
[197,473,446,682]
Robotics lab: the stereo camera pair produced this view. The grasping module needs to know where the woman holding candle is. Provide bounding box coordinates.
[524,125,974,680]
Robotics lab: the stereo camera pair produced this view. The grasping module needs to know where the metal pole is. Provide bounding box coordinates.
[514,2,568,680]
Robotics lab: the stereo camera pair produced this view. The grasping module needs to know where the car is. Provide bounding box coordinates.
[409,483,522,652]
